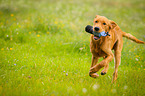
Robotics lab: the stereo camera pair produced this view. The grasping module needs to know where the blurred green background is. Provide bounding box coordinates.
[0,0,145,96]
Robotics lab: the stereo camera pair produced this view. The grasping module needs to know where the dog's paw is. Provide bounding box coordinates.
[101,69,107,75]
[101,72,106,75]
[89,73,99,78]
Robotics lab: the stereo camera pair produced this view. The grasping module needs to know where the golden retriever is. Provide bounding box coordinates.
[88,15,144,83]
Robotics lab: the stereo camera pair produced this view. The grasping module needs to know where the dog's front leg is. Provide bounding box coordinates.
[91,56,99,67]
[101,61,109,75]
[89,49,114,77]
[100,56,109,75]
[89,56,100,78]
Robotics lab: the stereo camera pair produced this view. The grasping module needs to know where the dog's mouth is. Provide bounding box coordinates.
[94,35,100,40]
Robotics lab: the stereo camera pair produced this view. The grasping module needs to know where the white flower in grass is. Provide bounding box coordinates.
[135,58,139,61]
[42,82,44,85]
[111,89,116,93]
[82,88,87,93]
[92,84,99,90]
[124,85,128,90]
[66,73,68,76]
[79,48,83,51]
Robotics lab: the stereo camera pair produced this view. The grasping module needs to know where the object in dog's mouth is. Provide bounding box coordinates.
[85,25,93,34]
[85,25,110,40]
[85,25,100,40]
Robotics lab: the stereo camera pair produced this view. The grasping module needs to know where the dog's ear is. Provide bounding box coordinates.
[110,20,117,29]
[95,15,99,18]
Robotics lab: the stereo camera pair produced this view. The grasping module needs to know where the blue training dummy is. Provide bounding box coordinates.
[85,25,110,40]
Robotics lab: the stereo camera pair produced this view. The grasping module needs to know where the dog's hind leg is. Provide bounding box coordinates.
[112,50,121,83]
[112,41,123,83]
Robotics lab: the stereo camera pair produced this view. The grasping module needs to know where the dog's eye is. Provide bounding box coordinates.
[95,21,98,23]
[103,23,106,25]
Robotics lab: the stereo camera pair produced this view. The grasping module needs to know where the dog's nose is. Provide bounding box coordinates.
[94,27,100,31]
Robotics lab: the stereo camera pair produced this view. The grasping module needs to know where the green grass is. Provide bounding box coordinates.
[0,0,145,96]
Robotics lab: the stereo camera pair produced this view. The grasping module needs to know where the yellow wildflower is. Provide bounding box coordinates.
[135,55,139,57]
[37,35,40,37]
[1,48,4,50]
[47,32,49,34]
[24,57,26,58]
[29,32,31,34]
[54,21,58,24]
[50,94,55,96]
[144,69,145,70]
[10,48,13,50]
[11,14,14,17]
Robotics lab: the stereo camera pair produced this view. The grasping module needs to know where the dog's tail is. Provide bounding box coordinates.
[122,32,144,44]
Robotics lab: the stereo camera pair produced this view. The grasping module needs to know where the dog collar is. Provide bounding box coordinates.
[93,31,110,38]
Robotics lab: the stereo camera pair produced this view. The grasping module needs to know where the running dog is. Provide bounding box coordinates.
[85,15,144,83]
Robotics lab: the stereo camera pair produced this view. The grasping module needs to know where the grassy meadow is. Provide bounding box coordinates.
[0,0,145,95]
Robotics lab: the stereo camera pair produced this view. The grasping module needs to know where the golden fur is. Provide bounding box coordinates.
[89,15,144,83]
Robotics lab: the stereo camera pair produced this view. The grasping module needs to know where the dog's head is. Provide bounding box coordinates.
[93,15,117,40]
